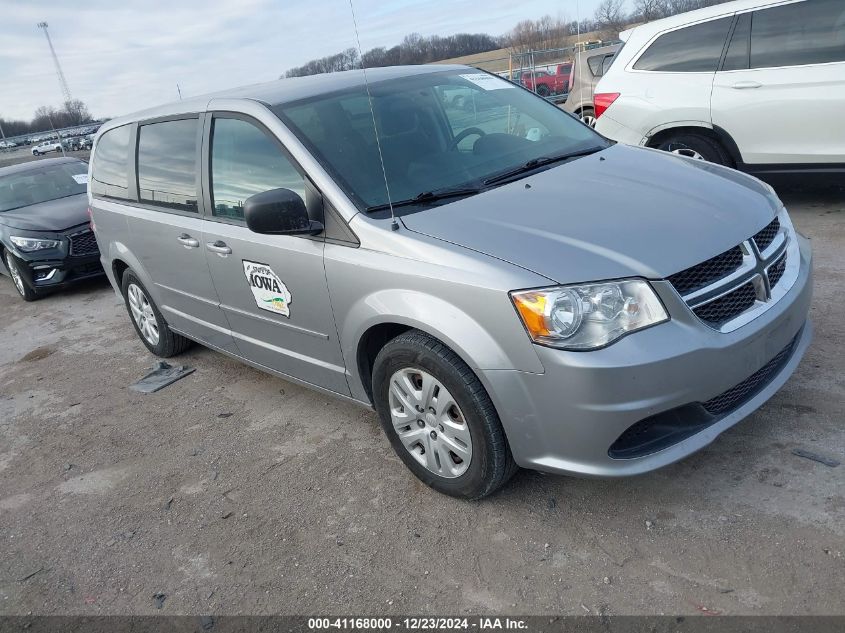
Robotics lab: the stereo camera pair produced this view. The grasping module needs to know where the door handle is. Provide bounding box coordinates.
[731,81,762,89]
[206,240,232,256]
[177,234,200,248]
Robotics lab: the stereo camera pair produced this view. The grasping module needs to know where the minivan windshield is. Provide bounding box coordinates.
[0,163,88,213]
[274,69,608,213]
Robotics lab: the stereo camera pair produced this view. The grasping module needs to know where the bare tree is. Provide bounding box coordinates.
[285,32,500,77]
[594,0,627,37]
[634,0,670,21]
[63,99,91,127]
[505,15,570,52]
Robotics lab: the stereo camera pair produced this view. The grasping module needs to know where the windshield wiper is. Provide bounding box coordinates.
[483,147,604,186]
[365,187,482,213]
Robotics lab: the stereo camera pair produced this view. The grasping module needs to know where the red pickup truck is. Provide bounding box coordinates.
[521,63,573,97]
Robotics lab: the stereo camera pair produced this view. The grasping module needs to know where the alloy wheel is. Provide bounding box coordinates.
[127,283,160,346]
[581,114,597,128]
[388,367,472,478]
[5,254,26,296]
[669,146,705,160]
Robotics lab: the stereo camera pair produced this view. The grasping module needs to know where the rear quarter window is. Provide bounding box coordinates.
[587,55,604,76]
[91,125,132,200]
[633,16,733,72]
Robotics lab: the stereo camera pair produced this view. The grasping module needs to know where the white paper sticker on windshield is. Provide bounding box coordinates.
[72,174,88,184]
[243,260,292,317]
[459,73,514,90]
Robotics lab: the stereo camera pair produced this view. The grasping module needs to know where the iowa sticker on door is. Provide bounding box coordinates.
[243,260,292,318]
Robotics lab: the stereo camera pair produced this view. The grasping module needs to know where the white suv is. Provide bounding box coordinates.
[594,0,845,176]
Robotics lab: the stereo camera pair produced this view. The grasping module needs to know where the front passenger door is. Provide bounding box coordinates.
[200,114,349,395]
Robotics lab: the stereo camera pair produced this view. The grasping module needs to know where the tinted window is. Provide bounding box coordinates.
[0,163,88,212]
[277,70,602,211]
[91,125,131,199]
[137,119,198,212]
[210,118,305,221]
[436,84,549,152]
[634,17,732,72]
[587,55,604,76]
[601,54,616,75]
[723,13,751,71]
[750,0,845,68]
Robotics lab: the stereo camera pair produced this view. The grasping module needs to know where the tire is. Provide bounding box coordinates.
[657,133,731,166]
[536,84,550,97]
[580,107,597,128]
[120,270,192,357]
[32,151,40,156]
[372,330,518,500]
[4,251,39,302]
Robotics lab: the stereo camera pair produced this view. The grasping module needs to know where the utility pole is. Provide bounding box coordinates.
[37,22,72,104]
[46,115,67,158]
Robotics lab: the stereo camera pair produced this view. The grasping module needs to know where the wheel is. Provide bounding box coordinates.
[579,107,597,128]
[121,270,191,357]
[657,133,731,166]
[32,151,40,156]
[372,330,518,499]
[536,84,550,97]
[4,251,38,301]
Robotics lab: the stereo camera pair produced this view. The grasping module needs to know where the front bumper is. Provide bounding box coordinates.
[481,233,813,477]
[9,252,104,293]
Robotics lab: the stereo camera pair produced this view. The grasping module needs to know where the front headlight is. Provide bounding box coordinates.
[9,236,62,252]
[511,280,669,351]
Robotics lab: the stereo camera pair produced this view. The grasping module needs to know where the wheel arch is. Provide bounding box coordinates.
[645,123,742,167]
[345,290,541,405]
[105,242,160,302]
[112,258,129,286]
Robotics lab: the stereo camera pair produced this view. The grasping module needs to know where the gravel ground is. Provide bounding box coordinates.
[0,183,843,616]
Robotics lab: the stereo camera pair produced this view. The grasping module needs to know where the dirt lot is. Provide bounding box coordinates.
[0,147,90,169]
[0,184,843,616]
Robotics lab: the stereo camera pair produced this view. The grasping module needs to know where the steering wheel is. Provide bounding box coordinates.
[448,127,486,151]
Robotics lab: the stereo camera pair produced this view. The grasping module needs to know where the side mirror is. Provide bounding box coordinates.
[244,188,324,236]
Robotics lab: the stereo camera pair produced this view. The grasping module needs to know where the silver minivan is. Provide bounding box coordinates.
[90,65,812,499]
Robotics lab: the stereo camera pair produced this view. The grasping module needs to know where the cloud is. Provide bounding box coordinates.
[0,0,607,121]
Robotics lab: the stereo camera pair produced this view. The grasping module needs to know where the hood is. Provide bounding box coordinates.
[0,193,89,232]
[401,144,780,284]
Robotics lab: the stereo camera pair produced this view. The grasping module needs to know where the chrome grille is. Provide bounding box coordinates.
[668,212,793,332]
[768,253,787,289]
[668,246,744,295]
[753,217,780,252]
[692,282,757,327]
[69,229,99,256]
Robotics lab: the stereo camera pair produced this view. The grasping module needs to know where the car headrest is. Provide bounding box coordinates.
[374,96,421,137]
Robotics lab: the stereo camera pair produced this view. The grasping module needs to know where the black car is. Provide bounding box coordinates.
[0,157,103,301]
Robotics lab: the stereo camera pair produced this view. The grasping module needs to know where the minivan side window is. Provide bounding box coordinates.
[137,118,199,212]
[91,125,131,200]
[633,17,733,72]
[210,117,306,221]
[750,0,845,69]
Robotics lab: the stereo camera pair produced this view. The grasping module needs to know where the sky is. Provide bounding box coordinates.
[0,0,613,123]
